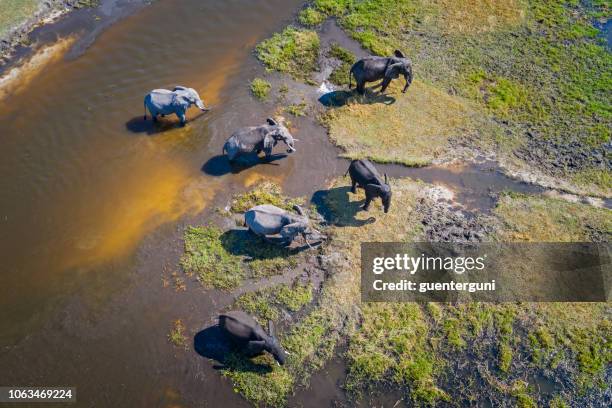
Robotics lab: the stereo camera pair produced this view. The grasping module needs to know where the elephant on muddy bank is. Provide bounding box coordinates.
[346,159,392,213]
[223,118,296,163]
[244,204,325,248]
[144,86,209,125]
[349,50,413,95]
[219,311,287,365]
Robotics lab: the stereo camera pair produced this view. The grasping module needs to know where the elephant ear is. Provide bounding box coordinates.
[174,93,191,107]
[394,50,405,58]
[263,133,274,150]
[266,117,278,126]
[384,63,403,79]
[365,183,382,196]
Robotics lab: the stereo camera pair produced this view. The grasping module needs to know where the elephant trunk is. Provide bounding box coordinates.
[195,99,208,111]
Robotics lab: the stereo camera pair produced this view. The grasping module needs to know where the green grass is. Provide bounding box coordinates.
[0,0,40,39]
[302,0,611,193]
[256,26,320,81]
[494,192,612,241]
[250,78,272,100]
[229,181,303,213]
[168,319,188,349]
[180,233,293,286]
[284,101,308,117]
[322,80,488,166]
[180,225,244,289]
[298,7,326,27]
[181,184,305,289]
[326,43,355,86]
[223,177,612,406]
[235,281,313,322]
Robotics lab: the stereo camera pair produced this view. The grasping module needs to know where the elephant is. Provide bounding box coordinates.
[219,311,287,365]
[143,86,209,125]
[244,204,324,248]
[346,159,392,213]
[223,118,296,163]
[349,50,413,95]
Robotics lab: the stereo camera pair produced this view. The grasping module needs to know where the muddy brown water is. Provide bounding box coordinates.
[0,1,555,407]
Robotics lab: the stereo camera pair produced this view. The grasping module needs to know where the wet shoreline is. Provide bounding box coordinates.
[0,0,149,74]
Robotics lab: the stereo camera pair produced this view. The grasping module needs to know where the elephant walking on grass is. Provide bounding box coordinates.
[244,204,324,248]
[349,50,413,95]
[223,118,297,163]
[144,86,209,125]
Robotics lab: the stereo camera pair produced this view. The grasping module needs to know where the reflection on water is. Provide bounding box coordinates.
[0,0,303,344]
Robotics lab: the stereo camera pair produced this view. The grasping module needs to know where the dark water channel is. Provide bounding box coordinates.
[0,1,573,407]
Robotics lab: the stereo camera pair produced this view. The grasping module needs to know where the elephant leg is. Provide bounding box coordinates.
[356,80,366,95]
[350,178,357,194]
[152,114,158,123]
[380,77,392,94]
[178,112,187,126]
[245,340,266,357]
[263,147,273,161]
[362,196,372,211]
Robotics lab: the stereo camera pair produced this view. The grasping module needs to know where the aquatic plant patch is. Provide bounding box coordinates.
[250,78,272,100]
[256,26,320,81]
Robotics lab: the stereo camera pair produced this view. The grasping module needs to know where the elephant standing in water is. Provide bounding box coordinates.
[144,86,209,125]
[349,50,413,95]
[223,118,296,163]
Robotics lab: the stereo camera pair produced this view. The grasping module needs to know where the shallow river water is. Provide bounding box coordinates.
[0,1,564,406]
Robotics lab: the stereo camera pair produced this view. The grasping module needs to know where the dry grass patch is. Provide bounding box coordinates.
[323,80,481,166]
[429,0,526,34]
[494,193,612,242]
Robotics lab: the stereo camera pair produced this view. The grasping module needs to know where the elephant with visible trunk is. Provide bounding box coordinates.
[223,118,296,163]
[346,159,392,213]
[349,50,413,95]
[144,86,209,125]
[219,311,287,365]
[245,204,324,248]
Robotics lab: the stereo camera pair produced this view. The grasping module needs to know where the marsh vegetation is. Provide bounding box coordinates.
[208,0,611,406]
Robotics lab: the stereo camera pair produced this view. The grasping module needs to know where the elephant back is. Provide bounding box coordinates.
[219,311,262,342]
[245,205,288,235]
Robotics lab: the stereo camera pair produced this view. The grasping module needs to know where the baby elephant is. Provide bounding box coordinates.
[245,204,323,248]
[223,118,297,163]
[219,311,287,365]
[346,159,392,213]
[349,50,413,95]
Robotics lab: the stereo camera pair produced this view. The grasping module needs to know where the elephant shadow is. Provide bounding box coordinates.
[311,186,376,227]
[318,88,396,107]
[194,325,273,373]
[201,154,287,176]
[125,116,183,135]
[219,229,305,260]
